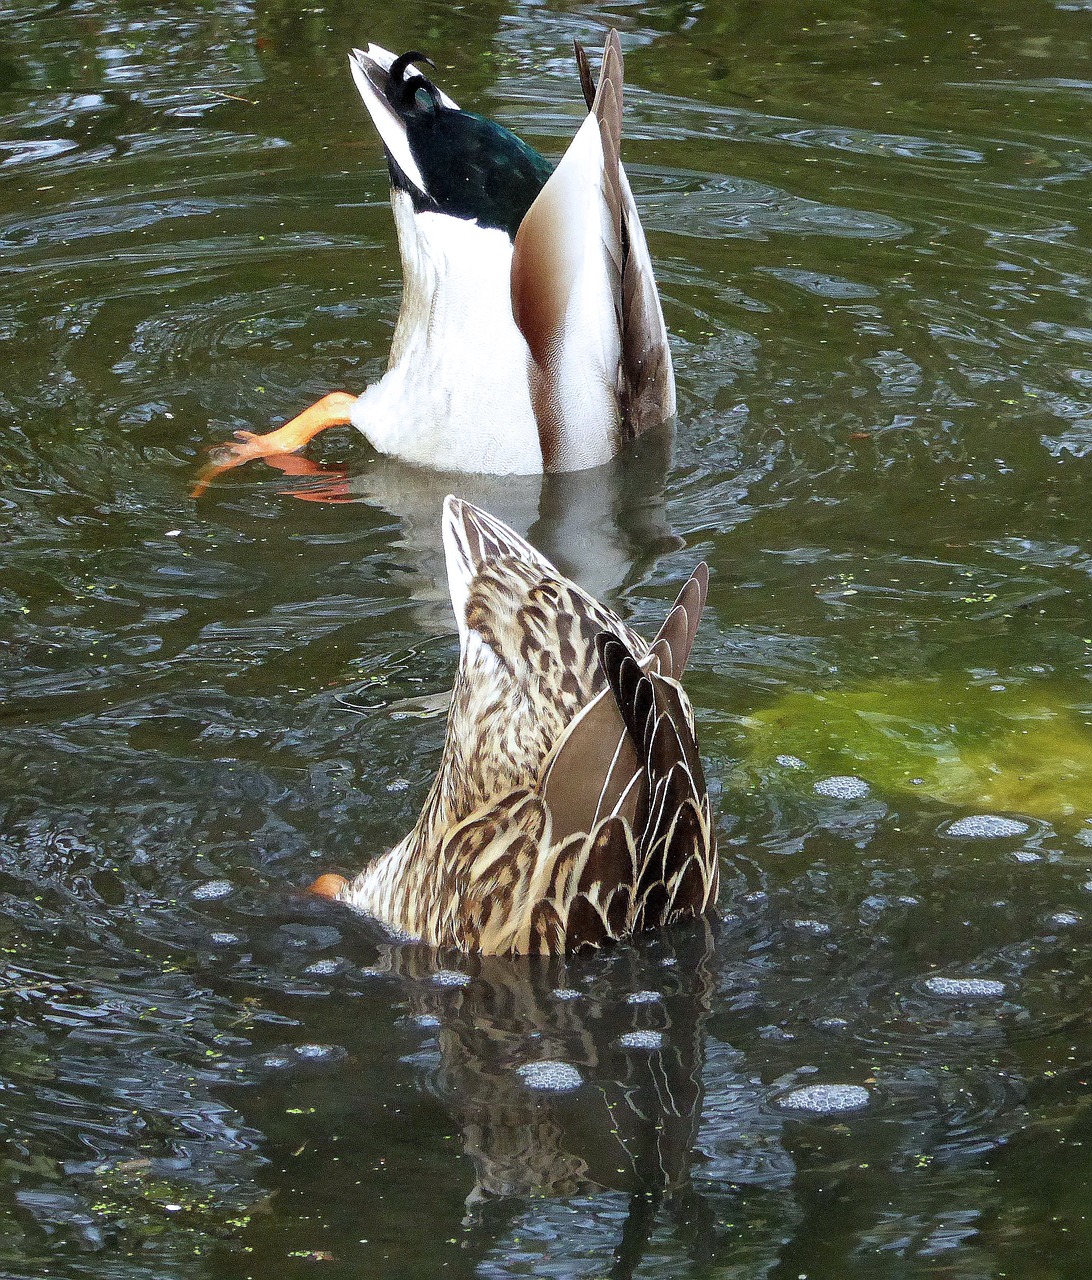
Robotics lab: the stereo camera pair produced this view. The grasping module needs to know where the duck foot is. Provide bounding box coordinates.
[191,391,356,497]
[308,874,348,900]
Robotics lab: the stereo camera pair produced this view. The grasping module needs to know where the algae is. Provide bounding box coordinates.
[739,678,1092,822]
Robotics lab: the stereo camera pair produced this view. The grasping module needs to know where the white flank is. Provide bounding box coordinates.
[514,111,623,471]
[351,193,543,474]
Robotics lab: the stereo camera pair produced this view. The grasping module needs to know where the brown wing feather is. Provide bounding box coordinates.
[597,634,718,932]
[650,563,709,679]
[510,33,625,471]
[573,35,677,436]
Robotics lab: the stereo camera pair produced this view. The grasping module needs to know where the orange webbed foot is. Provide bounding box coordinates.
[308,874,348,900]
[191,392,357,498]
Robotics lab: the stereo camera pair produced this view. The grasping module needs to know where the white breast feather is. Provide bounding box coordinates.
[351,193,543,474]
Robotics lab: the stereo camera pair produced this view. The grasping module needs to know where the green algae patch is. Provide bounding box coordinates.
[740,678,1092,822]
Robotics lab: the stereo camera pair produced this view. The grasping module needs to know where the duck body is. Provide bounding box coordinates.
[194,33,675,493]
[317,497,718,955]
[350,190,544,473]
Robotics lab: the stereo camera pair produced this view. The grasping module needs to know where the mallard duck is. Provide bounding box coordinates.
[310,496,717,954]
[193,31,674,494]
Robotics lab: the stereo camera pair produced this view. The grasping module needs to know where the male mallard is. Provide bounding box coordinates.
[194,31,674,493]
[310,497,717,954]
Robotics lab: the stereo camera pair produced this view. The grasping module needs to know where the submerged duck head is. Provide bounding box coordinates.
[194,32,676,494]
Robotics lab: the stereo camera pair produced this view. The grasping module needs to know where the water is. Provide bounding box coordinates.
[2,1,1091,1276]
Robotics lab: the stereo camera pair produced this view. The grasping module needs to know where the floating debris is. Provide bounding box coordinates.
[778,1083,870,1114]
[516,1060,583,1092]
[814,775,871,800]
[947,815,1029,838]
[191,879,233,901]
[618,1030,665,1051]
[924,976,1006,999]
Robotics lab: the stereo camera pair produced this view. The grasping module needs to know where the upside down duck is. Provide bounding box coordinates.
[194,31,674,494]
[310,497,717,955]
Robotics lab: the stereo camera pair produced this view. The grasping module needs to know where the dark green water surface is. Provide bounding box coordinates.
[3,1,1092,1276]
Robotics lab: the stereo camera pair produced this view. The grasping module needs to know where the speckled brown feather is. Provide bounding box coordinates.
[335,497,716,953]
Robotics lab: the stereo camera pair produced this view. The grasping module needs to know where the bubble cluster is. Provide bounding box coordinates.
[789,918,832,936]
[618,1030,664,1051]
[294,1043,344,1063]
[191,878,233,901]
[777,1083,871,1114]
[431,969,472,988]
[946,815,1029,838]
[814,1016,850,1032]
[813,775,870,800]
[551,988,581,1001]
[924,976,1006,999]
[776,754,807,770]
[516,1060,583,1092]
[1048,911,1082,928]
[625,990,663,1005]
[209,931,240,946]
[303,959,341,976]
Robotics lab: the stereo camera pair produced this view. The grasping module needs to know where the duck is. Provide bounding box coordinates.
[309,496,717,955]
[193,31,674,495]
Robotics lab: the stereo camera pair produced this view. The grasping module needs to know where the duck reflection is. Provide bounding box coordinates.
[263,426,679,624]
[366,920,740,1270]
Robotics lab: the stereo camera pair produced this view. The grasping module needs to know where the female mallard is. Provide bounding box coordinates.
[195,31,674,493]
[310,497,717,954]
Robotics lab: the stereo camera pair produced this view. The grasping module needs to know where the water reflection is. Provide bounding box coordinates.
[221,425,680,627]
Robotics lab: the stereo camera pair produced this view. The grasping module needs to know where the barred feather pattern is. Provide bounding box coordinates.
[337,497,717,954]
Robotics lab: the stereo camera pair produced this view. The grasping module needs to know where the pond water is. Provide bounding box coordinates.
[2,1,1092,1276]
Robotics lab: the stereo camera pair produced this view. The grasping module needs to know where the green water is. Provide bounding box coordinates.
[2,1,1091,1276]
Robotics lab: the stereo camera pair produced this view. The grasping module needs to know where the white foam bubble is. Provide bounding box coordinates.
[1049,911,1082,928]
[618,1030,664,1050]
[192,879,233,901]
[946,815,1029,838]
[551,988,581,1001]
[776,754,807,770]
[516,1060,583,1092]
[431,969,472,987]
[625,990,663,1005]
[778,1083,870,1114]
[303,959,340,976]
[815,1016,850,1032]
[813,775,870,800]
[294,1043,345,1063]
[789,918,832,936]
[924,976,1006,998]
[209,931,239,946]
